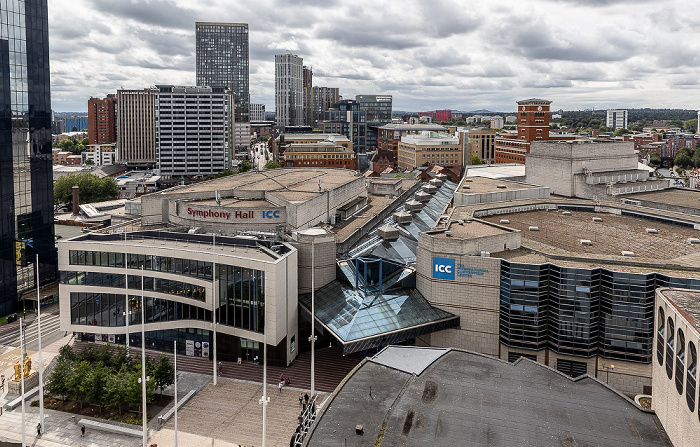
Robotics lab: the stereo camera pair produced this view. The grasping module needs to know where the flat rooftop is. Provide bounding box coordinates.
[660,288,700,332]
[464,163,525,179]
[482,209,700,264]
[459,177,542,194]
[307,347,671,447]
[148,168,359,202]
[432,220,511,239]
[624,188,700,211]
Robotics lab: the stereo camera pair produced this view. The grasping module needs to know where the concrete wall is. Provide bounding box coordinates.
[57,237,299,365]
[454,186,550,206]
[425,225,520,256]
[416,233,502,356]
[653,288,700,447]
[291,229,337,295]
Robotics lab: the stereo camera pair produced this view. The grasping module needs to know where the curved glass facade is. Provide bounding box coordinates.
[500,260,700,363]
[0,0,55,315]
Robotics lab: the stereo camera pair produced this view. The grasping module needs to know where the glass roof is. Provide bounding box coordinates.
[299,280,458,354]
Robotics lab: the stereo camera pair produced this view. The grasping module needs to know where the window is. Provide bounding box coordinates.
[687,341,696,412]
[666,318,675,380]
[657,307,665,366]
[676,329,686,395]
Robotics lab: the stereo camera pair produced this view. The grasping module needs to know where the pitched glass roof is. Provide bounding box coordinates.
[299,280,459,354]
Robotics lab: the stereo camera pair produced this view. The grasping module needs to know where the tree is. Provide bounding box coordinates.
[674,153,693,168]
[238,160,253,173]
[152,354,175,402]
[471,154,483,165]
[683,119,698,133]
[85,363,109,410]
[692,150,700,168]
[53,173,119,204]
[649,153,661,166]
[613,128,631,137]
[45,357,72,404]
[104,365,131,416]
[84,159,94,165]
[264,160,280,170]
[66,361,93,409]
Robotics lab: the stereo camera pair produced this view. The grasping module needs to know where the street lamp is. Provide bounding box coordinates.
[309,240,317,400]
[174,340,178,447]
[20,317,26,447]
[603,363,615,383]
[140,267,148,447]
[35,254,44,435]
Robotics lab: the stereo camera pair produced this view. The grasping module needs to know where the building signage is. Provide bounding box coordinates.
[184,206,284,222]
[456,264,489,278]
[432,257,455,280]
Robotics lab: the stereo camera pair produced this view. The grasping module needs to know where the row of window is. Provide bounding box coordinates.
[657,306,698,416]
[500,261,700,362]
[68,250,214,280]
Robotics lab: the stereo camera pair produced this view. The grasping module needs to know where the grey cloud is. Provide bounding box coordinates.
[87,0,196,30]
[315,27,423,50]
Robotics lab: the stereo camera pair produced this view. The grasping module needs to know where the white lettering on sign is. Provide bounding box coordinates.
[435,264,453,273]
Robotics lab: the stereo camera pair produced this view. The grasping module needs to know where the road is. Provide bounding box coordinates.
[250,142,269,170]
[0,306,64,352]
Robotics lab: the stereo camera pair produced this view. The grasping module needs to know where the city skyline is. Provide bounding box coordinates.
[48,0,700,112]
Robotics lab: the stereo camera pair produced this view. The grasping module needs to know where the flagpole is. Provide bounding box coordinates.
[20,317,26,447]
[174,340,178,447]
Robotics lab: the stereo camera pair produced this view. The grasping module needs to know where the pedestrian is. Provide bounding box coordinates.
[280,373,284,382]
[279,381,283,393]
[81,424,85,437]
[218,361,222,376]
[304,392,309,404]
[299,392,303,406]
[37,423,41,437]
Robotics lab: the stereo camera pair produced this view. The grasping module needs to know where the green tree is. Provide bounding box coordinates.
[85,363,109,409]
[53,173,119,204]
[263,160,280,170]
[214,169,236,178]
[104,365,131,416]
[613,128,631,137]
[674,153,693,168]
[84,158,94,165]
[683,119,698,133]
[237,160,253,173]
[649,153,661,166]
[692,150,700,168]
[152,354,175,402]
[126,366,155,418]
[471,154,483,165]
[66,360,93,409]
[45,357,73,404]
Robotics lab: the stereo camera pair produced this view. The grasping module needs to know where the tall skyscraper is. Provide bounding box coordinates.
[303,66,313,127]
[312,86,340,128]
[155,85,233,178]
[0,0,56,314]
[88,95,116,145]
[195,22,248,152]
[275,54,304,127]
[116,88,157,168]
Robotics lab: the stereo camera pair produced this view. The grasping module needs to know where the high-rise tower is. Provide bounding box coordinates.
[275,54,304,127]
[0,0,56,314]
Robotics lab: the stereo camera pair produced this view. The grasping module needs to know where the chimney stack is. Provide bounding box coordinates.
[72,186,79,215]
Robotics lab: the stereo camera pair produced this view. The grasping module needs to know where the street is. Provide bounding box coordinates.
[250,141,269,170]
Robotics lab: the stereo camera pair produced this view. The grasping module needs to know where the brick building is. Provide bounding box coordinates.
[281,142,357,170]
[377,123,447,168]
[88,95,116,145]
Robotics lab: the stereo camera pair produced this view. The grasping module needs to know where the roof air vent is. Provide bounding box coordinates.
[529,226,539,231]
[592,217,603,222]
[500,219,510,224]
[645,228,658,234]
[621,251,635,257]
[497,184,507,189]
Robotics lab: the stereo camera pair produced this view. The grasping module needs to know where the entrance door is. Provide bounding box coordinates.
[241,338,260,363]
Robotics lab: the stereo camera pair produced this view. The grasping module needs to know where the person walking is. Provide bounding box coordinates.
[299,392,303,406]
[81,424,85,437]
[218,361,222,376]
[37,423,41,437]
[304,392,309,404]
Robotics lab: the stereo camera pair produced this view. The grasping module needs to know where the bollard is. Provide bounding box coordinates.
[72,415,76,424]
[158,416,163,426]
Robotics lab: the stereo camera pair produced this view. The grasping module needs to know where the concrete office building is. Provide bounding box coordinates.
[58,231,299,366]
[195,22,250,155]
[272,133,352,160]
[250,103,266,122]
[397,131,461,170]
[88,95,116,145]
[275,54,304,127]
[607,109,628,130]
[82,144,116,166]
[377,123,448,168]
[461,128,496,165]
[116,88,157,168]
[0,0,57,314]
[312,87,340,128]
[154,85,233,178]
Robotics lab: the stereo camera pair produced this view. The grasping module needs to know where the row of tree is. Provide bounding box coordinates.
[673,147,700,169]
[45,345,174,417]
[54,173,119,204]
[54,137,90,155]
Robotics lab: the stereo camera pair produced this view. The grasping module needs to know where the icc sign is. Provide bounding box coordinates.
[432,257,455,280]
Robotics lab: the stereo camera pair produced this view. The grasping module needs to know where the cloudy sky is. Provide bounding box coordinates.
[48,0,700,113]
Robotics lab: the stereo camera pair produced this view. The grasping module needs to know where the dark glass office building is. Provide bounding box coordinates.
[0,0,56,316]
[195,22,249,123]
[500,261,700,364]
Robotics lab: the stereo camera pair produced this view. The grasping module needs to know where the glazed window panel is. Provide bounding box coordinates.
[686,342,696,413]
[657,307,665,367]
[666,317,675,380]
[676,329,686,395]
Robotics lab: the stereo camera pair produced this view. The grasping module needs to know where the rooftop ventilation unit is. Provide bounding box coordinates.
[592,217,603,222]
[458,220,464,225]
[463,178,473,182]
[529,226,539,231]
[688,238,700,244]
[463,185,471,190]
[445,231,452,237]
[500,219,510,224]
[621,251,635,257]
[645,228,658,234]
[580,239,593,246]
[497,184,507,189]
[481,251,490,257]
[562,211,572,216]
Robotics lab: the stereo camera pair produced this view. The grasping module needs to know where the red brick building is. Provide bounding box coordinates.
[88,95,116,145]
[434,110,452,122]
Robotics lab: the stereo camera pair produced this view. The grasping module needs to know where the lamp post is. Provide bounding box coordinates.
[212,262,218,386]
[259,332,269,447]
[174,340,178,447]
[20,317,26,447]
[35,254,44,435]
[604,363,615,384]
[124,250,129,354]
[309,240,317,399]
[140,267,148,447]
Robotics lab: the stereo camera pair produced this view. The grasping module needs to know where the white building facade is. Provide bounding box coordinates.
[606,109,628,130]
[275,54,304,127]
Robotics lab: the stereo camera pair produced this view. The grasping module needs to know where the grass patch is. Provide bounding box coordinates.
[0,316,7,326]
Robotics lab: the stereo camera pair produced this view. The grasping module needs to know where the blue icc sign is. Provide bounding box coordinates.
[432,257,455,280]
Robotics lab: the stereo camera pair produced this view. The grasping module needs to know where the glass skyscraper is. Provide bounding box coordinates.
[0,0,56,315]
[195,22,249,124]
